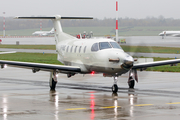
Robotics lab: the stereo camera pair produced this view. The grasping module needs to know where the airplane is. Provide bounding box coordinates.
[32,28,54,36]
[159,31,180,39]
[0,15,180,93]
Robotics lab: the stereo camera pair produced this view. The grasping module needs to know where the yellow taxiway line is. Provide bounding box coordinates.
[166,102,180,105]
[134,104,154,107]
[66,108,87,111]
[101,106,121,109]
[65,102,180,111]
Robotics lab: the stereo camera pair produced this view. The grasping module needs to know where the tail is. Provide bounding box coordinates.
[15,15,93,44]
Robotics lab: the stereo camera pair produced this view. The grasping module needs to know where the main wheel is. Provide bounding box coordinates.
[112,84,118,93]
[128,80,135,89]
[50,78,57,91]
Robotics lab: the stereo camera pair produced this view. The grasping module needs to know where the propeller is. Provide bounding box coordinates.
[129,69,138,82]
[120,37,154,84]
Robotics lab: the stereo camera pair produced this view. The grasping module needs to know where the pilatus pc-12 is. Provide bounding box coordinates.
[0,15,180,93]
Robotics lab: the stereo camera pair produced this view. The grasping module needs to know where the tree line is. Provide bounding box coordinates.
[0,16,180,30]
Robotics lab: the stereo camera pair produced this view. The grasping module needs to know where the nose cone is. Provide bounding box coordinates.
[159,33,163,36]
[121,53,134,70]
[124,55,134,66]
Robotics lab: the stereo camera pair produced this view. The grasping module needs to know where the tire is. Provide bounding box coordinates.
[112,84,118,93]
[128,80,135,89]
[50,78,57,91]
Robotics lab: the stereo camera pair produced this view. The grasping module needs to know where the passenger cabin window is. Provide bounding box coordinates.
[79,46,82,53]
[66,46,69,52]
[110,42,122,49]
[70,46,73,52]
[74,46,77,53]
[84,46,87,53]
[91,43,99,52]
[99,42,112,50]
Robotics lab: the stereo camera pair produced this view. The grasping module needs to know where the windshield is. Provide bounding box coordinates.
[110,42,122,49]
[91,43,99,52]
[99,42,112,50]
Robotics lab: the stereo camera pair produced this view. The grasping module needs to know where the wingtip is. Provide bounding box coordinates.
[14,16,20,19]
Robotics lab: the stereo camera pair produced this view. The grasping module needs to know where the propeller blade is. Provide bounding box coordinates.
[133,69,138,83]
[129,69,138,83]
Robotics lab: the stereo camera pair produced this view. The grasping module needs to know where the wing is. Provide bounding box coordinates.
[172,34,180,37]
[0,60,81,73]
[0,51,16,54]
[133,59,180,69]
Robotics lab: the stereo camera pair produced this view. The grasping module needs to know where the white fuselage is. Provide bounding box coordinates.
[32,28,54,36]
[56,38,134,76]
[159,31,180,37]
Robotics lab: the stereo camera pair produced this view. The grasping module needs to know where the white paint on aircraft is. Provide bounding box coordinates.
[159,31,180,38]
[32,28,54,36]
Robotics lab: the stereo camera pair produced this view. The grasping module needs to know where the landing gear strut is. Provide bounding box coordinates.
[49,70,58,91]
[112,76,118,93]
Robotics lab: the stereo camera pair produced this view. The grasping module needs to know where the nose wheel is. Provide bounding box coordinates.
[112,84,118,93]
[112,76,118,93]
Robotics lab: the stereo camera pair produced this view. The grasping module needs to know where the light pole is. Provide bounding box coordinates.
[3,12,6,37]
[115,1,118,42]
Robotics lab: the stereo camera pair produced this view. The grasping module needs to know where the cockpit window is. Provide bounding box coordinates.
[110,42,122,49]
[91,43,99,52]
[99,42,112,50]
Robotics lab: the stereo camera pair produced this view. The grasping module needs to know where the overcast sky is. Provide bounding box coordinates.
[1,0,180,19]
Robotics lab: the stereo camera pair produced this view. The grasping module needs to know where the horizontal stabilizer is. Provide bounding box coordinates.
[61,17,93,19]
[15,15,93,20]
[15,17,56,19]
[14,15,93,43]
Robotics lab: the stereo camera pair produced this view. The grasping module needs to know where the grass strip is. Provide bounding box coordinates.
[0,45,55,50]
[0,45,180,54]
[0,52,62,65]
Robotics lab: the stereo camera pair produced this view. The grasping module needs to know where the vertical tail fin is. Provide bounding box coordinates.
[15,15,93,64]
[50,28,54,32]
[15,15,93,43]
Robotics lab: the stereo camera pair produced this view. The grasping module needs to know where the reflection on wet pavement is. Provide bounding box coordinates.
[1,67,180,119]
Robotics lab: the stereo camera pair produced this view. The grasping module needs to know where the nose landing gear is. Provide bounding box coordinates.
[112,76,118,93]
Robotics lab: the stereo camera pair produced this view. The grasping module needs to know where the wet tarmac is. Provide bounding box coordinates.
[0,37,55,45]
[0,67,180,120]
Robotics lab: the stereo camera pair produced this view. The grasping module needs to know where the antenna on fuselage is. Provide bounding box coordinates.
[115,0,119,43]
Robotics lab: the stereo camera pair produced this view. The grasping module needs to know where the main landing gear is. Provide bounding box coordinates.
[128,78,135,89]
[128,69,137,89]
[49,70,58,91]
